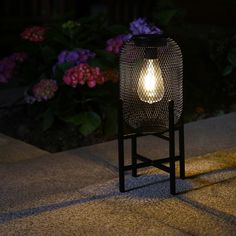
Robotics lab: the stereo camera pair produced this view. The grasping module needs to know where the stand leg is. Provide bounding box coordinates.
[131,135,137,177]
[118,100,125,192]
[169,100,176,195]
[179,118,185,179]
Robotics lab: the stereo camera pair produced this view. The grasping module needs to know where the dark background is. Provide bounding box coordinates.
[0,0,235,56]
[1,0,236,24]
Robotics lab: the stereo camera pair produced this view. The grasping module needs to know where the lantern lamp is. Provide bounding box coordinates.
[118,34,185,195]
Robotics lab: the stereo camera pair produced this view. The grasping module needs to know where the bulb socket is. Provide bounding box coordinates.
[144,48,157,59]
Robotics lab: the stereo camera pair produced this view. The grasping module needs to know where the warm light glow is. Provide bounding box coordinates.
[137,59,165,104]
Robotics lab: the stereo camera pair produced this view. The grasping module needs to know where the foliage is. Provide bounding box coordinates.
[0,15,122,136]
[0,16,163,136]
[208,34,236,99]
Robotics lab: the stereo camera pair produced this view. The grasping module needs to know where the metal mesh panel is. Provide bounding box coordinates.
[120,38,183,132]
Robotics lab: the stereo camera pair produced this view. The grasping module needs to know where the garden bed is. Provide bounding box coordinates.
[0,102,234,153]
[0,105,116,153]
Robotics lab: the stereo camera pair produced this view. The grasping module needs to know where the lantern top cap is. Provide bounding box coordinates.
[132,34,167,47]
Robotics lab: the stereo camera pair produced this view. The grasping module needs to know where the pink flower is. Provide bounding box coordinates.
[63,67,80,87]
[63,64,105,88]
[87,80,96,88]
[32,79,58,101]
[21,26,47,42]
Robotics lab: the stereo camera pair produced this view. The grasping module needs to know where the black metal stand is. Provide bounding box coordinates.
[118,99,185,195]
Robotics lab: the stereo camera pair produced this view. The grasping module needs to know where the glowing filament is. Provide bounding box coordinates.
[137,59,165,104]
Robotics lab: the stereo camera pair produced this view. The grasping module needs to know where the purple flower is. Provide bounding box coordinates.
[56,48,95,65]
[105,18,162,54]
[0,57,16,83]
[58,51,68,64]
[0,52,27,83]
[77,49,96,63]
[24,94,36,104]
[106,34,131,54]
[130,18,162,35]
[0,74,8,83]
[67,51,79,62]
[54,49,95,74]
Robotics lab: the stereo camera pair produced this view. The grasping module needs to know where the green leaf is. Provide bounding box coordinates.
[42,109,54,131]
[89,58,106,69]
[222,65,233,76]
[227,51,236,66]
[66,112,101,136]
[89,50,118,69]
[53,63,73,82]
[56,62,73,72]
[103,105,118,135]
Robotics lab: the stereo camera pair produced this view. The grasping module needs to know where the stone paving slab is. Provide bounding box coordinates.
[0,133,48,163]
[0,113,235,213]
[0,151,116,212]
[69,112,236,170]
[0,113,235,235]
[0,149,235,236]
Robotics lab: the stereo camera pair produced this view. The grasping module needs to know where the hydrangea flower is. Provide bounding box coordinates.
[63,63,104,88]
[24,94,36,104]
[32,79,58,101]
[106,34,131,54]
[0,57,16,83]
[129,18,162,35]
[57,49,95,65]
[21,26,47,42]
[53,49,96,75]
[106,18,162,54]
[0,52,27,83]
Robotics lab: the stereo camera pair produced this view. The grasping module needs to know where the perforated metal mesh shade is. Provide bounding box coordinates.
[120,36,183,133]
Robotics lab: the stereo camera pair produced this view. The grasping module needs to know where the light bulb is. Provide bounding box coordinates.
[137,59,165,104]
